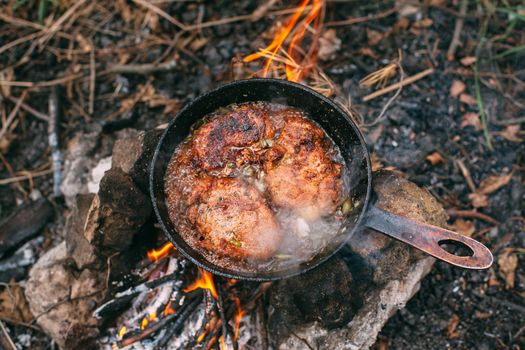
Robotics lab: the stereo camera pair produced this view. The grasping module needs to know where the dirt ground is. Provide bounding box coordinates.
[0,0,523,349]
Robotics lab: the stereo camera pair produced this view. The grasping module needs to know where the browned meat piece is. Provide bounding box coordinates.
[263,115,342,220]
[187,178,282,260]
[192,104,273,170]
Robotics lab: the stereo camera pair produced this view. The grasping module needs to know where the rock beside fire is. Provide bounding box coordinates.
[25,130,156,349]
[25,242,106,350]
[112,129,163,193]
[84,168,151,251]
[270,170,448,350]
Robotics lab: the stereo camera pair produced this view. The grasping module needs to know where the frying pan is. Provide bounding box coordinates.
[150,78,493,281]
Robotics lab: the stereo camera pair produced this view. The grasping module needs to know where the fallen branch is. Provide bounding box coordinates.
[455,159,477,193]
[0,169,53,186]
[446,0,468,60]
[362,68,434,102]
[0,90,27,141]
[6,96,50,122]
[447,209,499,225]
[37,0,87,48]
[107,59,177,75]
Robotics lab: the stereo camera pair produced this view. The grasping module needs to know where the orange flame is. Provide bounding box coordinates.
[149,312,157,322]
[197,331,207,343]
[118,326,127,338]
[163,300,175,316]
[140,317,148,330]
[232,297,245,341]
[243,0,325,82]
[147,242,175,262]
[183,268,218,299]
[219,335,226,350]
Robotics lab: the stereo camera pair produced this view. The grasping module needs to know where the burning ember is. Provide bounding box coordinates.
[147,242,175,262]
[184,268,219,299]
[98,242,256,349]
[232,297,245,341]
[244,0,325,82]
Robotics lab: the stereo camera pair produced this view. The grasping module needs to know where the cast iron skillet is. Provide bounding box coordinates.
[150,78,493,281]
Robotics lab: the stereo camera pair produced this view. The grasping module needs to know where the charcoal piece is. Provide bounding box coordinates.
[0,198,52,258]
[268,257,358,342]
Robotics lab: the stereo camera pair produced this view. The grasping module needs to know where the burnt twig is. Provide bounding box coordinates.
[94,271,182,319]
[117,292,202,349]
[158,294,204,348]
[0,199,52,258]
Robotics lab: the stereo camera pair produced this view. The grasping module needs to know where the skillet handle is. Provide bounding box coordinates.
[364,205,493,269]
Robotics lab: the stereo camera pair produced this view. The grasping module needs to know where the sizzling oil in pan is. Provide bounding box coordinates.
[164,102,349,273]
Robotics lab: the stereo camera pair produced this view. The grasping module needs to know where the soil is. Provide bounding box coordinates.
[0,1,523,349]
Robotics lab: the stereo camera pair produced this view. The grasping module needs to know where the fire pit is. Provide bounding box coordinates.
[21,127,452,349]
[1,0,522,349]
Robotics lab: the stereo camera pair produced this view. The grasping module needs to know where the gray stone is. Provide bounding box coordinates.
[25,242,106,350]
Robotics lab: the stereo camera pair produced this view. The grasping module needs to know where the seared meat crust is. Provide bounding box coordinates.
[263,115,342,220]
[187,178,282,260]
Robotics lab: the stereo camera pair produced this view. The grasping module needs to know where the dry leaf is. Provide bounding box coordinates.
[460,112,481,130]
[478,173,513,195]
[397,2,420,17]
[460,56,476,66]
[500,125,522,143]
[450,80,466,98]
[190,37,209,52]
[459,93,477,105]
[117,0,133,23]
[498,249,518,289]
[318,29,341,61]
[371,153,383,172]
[394,17,410,31]
[367,29,384,46]
[357,47,379,60]
[413,18,433,28]
[367,124,384,144]
[488,269,500,287]
[447,314,460,339]
[0,284,33,323]
[453,218,475,237]
[475,311,492,320]
[426,151,445,165]
[468,193,488,208]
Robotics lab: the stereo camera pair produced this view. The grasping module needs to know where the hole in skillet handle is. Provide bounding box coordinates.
[438,239,474,257]
[364,205,493,269]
